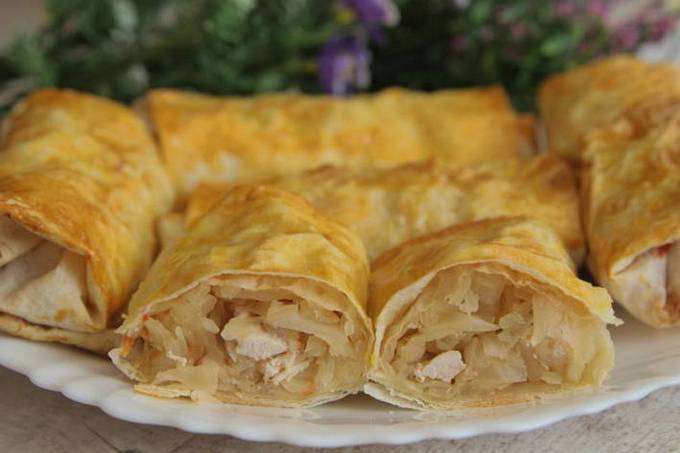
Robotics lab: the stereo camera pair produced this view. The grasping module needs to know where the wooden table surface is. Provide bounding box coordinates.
[2,363,680,453]
[1,1,680,452]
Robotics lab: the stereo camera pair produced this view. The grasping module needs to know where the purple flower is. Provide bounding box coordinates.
[319,35,371,96]
[343,0,400,27]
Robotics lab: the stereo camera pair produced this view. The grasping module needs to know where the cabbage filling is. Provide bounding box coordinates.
[120,275,368,404]
[379,266,610,402]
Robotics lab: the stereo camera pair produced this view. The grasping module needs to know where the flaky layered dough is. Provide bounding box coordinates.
[142,87,535,195]
[0,312,118,352]
[539,55,680,162]
[182,154,583,264]
[111,186,372,407]
[582,105,680,327]
[366,218,617,410]
[0,90,173,353]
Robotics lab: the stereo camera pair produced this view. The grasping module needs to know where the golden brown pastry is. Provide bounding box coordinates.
[0,89,173,353]
[111,185,373,407]
[582,104,680,327]
[539,55,680,162]
[366,217,618,409]
[179,154,584,265]
[142,87,535,196]
[541,55,680,327]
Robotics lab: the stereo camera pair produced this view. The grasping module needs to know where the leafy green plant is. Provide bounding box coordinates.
[371,0,678,109]
[0,0,677,112]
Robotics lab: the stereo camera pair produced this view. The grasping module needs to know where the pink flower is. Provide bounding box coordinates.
[511,23,527,41]
[614,24,640,49]
[586,0,608,18]
[553,1,576,18]
[451,35,469,52]
[651,18,677,41]
[503,46,520,61]
[479,26,494,42]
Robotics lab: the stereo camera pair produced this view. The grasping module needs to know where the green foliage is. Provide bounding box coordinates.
[0,0,676,112]
[0,0,343,110]
[369,1,613,109]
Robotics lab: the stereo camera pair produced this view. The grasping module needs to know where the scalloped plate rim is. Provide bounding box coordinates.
[2,311,680,447]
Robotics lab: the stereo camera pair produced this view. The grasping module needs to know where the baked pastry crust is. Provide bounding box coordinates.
[112,185,373,407]
[142,87,535,195]
[539,55,680,162]
[183,154,584,264]
[582,105,680,327]
[0,89,173,352]
[367,217,617,409]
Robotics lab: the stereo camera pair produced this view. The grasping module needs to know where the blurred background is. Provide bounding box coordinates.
[0,0,679,112]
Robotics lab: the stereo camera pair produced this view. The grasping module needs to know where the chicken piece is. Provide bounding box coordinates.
[414,350,466,383]
[221,312,288,360]
[236,332,288,361]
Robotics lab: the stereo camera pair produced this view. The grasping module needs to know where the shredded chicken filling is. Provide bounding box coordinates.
[381,267,609,399]
[122,276,367,403]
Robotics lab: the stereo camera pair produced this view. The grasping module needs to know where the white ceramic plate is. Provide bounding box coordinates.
[2,41,679,449]
[1,312,679,447]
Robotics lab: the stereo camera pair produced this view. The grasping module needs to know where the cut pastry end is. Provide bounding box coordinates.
[0,312,117,354]
[111,274,372,408]
[369,265,614,410]
[0,215,102,333]
[604,241,680,327]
